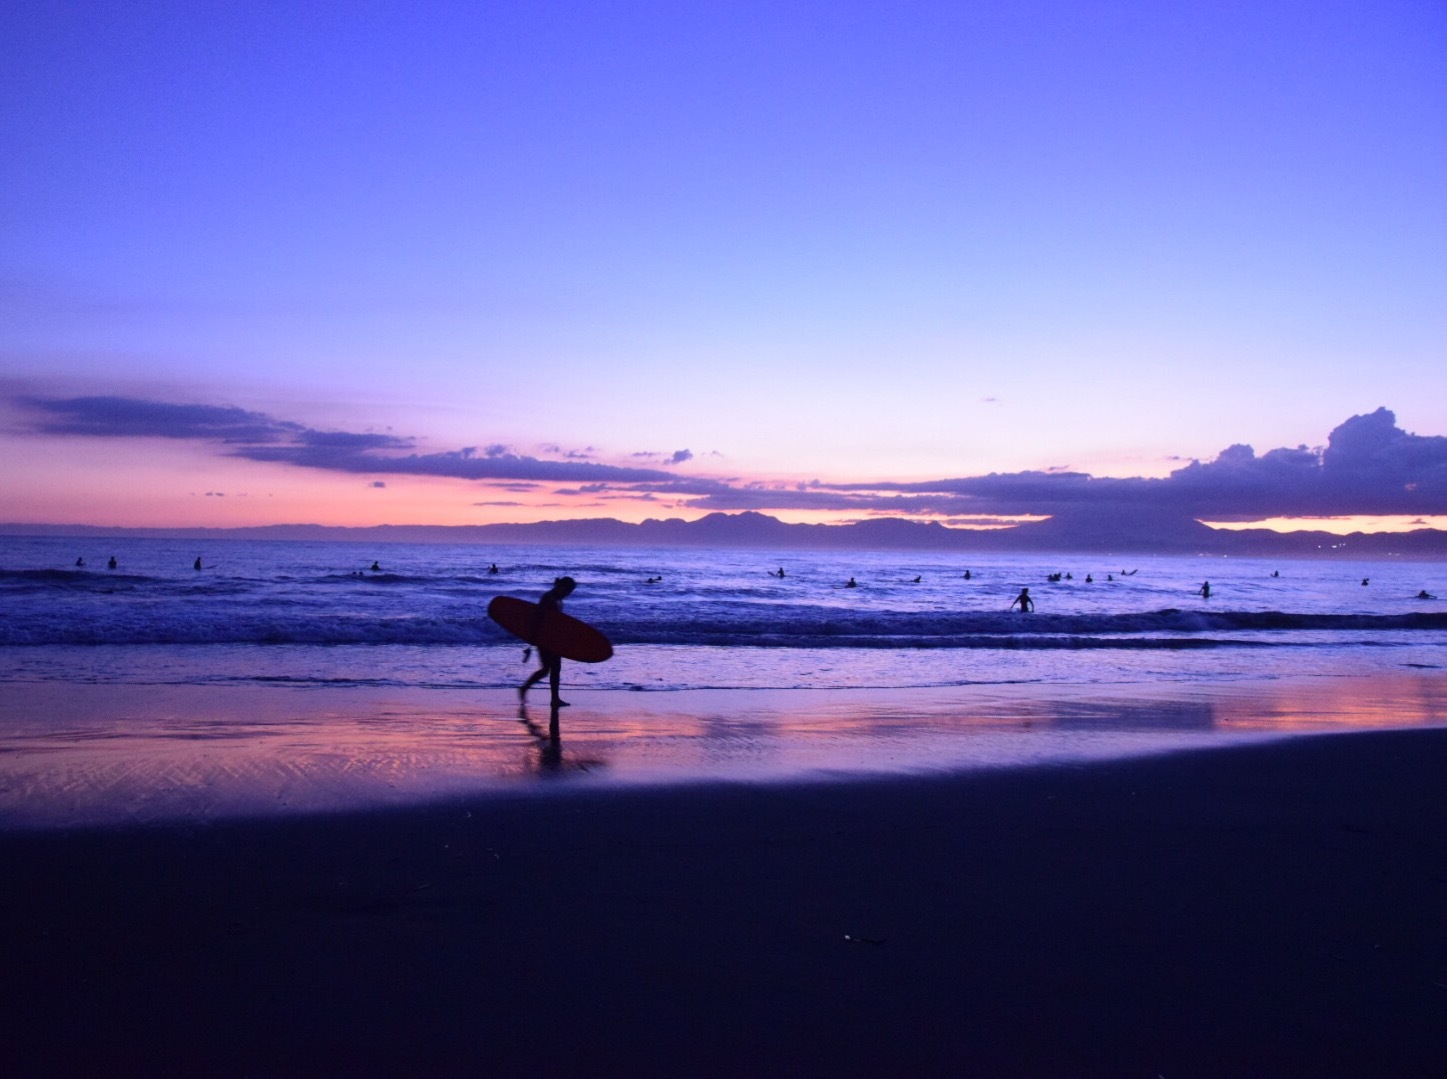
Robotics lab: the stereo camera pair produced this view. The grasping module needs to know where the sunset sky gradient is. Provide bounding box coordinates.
[3,2,1445,533]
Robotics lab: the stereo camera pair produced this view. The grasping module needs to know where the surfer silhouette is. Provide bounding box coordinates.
[520,575,577,708]
[107,556,117,569]
[1010,588,1033,612]
[1199,581,1211,599]
[194,557,202,571]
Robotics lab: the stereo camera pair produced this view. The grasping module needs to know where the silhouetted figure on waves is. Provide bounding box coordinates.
[1010,588,1033,612]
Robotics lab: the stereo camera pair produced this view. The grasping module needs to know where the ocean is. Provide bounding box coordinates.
[2,534,1444,691]
[2,533,1445,827]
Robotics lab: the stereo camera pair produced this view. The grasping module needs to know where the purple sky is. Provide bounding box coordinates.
[3,3,1445,531]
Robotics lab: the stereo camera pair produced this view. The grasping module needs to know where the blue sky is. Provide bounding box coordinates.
[3,2,1445,530]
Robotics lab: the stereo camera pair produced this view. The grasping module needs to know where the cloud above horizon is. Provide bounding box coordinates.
[12,394,1447,524]
[16,394,679,485]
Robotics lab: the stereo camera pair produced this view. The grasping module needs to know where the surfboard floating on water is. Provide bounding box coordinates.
[487,595,614,663]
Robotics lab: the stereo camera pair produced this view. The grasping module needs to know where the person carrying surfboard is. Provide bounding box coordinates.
[519,576,577,708]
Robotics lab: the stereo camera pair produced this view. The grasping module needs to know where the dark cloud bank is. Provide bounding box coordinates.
[11,394,1447,554]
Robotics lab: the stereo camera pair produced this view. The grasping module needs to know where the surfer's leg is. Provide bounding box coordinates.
[520,664,547,700]
[548,656,569,707]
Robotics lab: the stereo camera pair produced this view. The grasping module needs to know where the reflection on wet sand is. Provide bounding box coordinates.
[516,702,607,778]
[1,671,1444,828]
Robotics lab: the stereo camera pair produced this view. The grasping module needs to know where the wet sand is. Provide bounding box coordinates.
[4,673,1446,829]
[4,724,1446,1076]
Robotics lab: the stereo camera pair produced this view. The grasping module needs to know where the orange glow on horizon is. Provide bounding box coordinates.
[1201,515,1447,535]
[6,431,1446,537]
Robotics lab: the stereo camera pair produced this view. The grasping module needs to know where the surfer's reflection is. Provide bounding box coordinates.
[516,701,604,776]
[519,576,576,708]
[518,704,564,769]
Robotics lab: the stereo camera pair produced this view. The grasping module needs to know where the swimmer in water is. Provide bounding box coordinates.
[1010,588,1033,612]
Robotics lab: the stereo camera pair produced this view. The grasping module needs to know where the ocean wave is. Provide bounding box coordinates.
[2,608,1443,648]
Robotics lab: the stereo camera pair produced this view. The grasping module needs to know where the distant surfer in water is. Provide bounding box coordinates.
[1010,587,1033,612]
[520,576,577,708]
[1199,581,1211,599]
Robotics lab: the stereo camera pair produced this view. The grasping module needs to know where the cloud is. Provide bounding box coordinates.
[1164,408,1447,518]
[236,443,679,484]
[667,409,1447,522]
[540,443,597,460]
[14,394,679,486]
[629,449,696,466]
[19,395,304,443]
[12,394,1446,523]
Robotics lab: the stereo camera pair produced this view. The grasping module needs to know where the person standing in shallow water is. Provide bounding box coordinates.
[519,575,577,708]
[1010,587,1033,612]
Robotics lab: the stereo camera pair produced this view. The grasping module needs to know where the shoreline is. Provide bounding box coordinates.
[4,725,1446,1074]
[3,670,1446,830]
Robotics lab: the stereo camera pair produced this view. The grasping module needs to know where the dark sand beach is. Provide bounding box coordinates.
[5,723,1446,1076]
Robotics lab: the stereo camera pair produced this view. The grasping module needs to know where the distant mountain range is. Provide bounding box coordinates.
[4,510,1446,558]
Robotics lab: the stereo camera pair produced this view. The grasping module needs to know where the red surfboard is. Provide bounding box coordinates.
[487,595,614,663]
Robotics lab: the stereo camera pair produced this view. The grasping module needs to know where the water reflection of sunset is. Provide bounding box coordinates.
[2,673,1444,829]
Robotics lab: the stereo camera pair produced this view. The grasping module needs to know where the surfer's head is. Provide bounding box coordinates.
[554,575,577,596]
